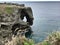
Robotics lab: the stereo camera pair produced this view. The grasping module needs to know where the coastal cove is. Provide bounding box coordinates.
[3,1,60,43]
[17,2,60,43]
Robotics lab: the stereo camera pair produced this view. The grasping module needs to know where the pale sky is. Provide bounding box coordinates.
[0,0,60,2]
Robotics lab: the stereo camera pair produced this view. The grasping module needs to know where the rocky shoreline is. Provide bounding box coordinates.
[4,31,60,45]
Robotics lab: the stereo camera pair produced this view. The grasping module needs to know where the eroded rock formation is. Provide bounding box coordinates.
[0,2,34,45]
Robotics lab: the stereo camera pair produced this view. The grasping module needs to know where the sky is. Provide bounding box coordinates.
[0,0,60,2]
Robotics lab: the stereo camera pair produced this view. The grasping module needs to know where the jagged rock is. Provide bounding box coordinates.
[0,2,33,45]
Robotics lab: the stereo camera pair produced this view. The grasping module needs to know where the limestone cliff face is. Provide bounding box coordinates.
[0,29,12,45]
[0,3,33,45]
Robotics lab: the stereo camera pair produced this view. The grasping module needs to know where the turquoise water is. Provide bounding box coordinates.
[9,2,60,43]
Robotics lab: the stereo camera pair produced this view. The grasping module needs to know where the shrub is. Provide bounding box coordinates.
[5,35,35,45]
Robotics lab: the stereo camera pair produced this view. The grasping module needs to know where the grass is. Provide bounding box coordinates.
[5,7,13,14]
[5,31,60,45]
[0,7,14,14]
[5,35,35,45]
[42,41,50,45]
[24,39,34,45]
